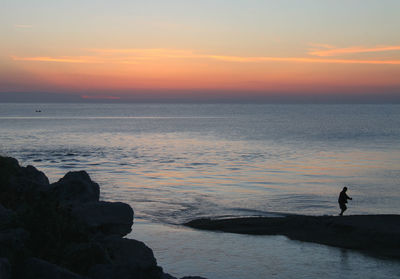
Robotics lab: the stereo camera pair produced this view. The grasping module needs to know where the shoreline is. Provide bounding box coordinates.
[184,215,400,259]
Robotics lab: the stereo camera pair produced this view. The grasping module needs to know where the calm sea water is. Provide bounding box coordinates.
[1,103,399,278]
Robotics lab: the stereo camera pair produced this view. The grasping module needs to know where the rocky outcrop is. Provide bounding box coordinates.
[16,258,87,279]
[0,156,204,279]
[0,258,11,279]
[51,171,100,204]
[185,215,400,259]
[70,201,134,236]
[0,204,15,229]
[88,236,162,279]
[0,156,49,211]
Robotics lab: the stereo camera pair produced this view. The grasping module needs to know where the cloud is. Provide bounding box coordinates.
[309,44,400,57]
[11,55,102,63]
[11,48,400,65]
[88,48,198,59]
[206,55,400,64]
[88,49,400,64]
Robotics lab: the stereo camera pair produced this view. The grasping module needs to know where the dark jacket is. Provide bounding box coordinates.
[338,191,350,204]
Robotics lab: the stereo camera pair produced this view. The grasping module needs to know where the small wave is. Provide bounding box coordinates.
[159,160,175,163]
[189,162,218,166]
[294,204,333,210]
[131,199,157,203]
[59,164,77,169]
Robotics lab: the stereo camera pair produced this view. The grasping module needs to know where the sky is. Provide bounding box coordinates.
[1,0,400,102]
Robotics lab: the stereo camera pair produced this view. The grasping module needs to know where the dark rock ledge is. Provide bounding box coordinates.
[184,214,400,259]
[0,156,206,279]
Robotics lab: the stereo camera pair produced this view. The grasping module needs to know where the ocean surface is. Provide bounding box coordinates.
[1,103,400,278]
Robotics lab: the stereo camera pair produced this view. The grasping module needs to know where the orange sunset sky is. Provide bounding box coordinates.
[1,0,400,102]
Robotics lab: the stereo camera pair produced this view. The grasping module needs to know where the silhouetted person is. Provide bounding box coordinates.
[338,186,352,216]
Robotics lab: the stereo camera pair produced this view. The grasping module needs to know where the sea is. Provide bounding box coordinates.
[1,103,399,278]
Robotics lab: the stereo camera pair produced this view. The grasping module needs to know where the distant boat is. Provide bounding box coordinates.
[35,110,41,112]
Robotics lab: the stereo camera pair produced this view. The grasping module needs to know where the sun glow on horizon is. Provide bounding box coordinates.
[1,0,400,101]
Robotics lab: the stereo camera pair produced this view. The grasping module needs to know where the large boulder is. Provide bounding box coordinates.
[0,204,16,230]
[70,201,134,237]
[0,157,50,209]
[0,258,11,279]
[21,165,50,186]
[0,156,49,188]
[0,156,21,187]
[88,264,132,279]
[62,242,111,276]
[0,228,29,260]
[88,263,163,279]
[16,258,87,279]
[162,274,177,279]
[88,235,162,278]
[51,171,99,204]
[100,235,157,270]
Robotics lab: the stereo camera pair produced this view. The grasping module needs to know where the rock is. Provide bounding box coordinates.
[89,235,164,278]
[23,165,50,186]
[0,258,11,279]
[0,156,204,279]
[0,157,50,209]
[0,156,49,189]
[78,235,168,279]
[62,242,111,275]
[0,228,30,260]
[90,264,163,279]
[87,234,162,279]
[0,156,20,186]
[162,273,178,279]
[88,264,129,279]
[70,201,133,237]
[16,258,87,279]
[88,264,162,279]
[51,171,99,204]
[100,235,157,270]
[88,263,163,279]
[0,204,16,230]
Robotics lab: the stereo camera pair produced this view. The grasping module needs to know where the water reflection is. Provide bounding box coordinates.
[131,222,400,279]
[340,249,350,270]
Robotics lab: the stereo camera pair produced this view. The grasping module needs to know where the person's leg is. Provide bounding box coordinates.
[339,204,347,216]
